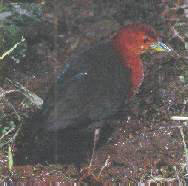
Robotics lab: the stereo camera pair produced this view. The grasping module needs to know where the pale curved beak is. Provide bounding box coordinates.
[150,41,172,52]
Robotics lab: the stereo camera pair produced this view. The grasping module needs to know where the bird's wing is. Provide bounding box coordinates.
[41,51,92,129]
[42,42,131,131]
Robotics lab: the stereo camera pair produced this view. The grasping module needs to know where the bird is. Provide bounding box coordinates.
[28,23,172,166]
[42,23,171,128]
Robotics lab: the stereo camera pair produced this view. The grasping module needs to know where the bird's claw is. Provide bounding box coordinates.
[79,166,101,183]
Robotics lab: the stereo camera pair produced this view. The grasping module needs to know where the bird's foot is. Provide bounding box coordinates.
[79,166,100,183]
[79,155,111,183]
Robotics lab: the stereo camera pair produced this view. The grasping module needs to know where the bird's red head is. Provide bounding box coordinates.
[113,23,172,95]
[113,24,159,57]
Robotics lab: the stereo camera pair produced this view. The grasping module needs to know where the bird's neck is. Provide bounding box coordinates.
[115,50,144,97]
[112,38,144,95]
[124,54,144,94]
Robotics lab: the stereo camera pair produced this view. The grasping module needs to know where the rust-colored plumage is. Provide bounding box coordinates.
[113,24,158,94]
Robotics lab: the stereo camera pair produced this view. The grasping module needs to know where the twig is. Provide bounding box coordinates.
[179,127,188,174]
[0,87,21,121]
[0,121,23,148]
[0,89,17,100]
[6,78,43,109]
[98,155,111,178]
[0,36,25,61]
[171,116,188,121]
[0,127,15,142]
[170,26,185,43]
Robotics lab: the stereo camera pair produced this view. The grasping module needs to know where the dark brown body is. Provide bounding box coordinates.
[41,41,131,131]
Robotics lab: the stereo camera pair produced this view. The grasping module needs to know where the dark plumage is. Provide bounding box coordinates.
[42,41,131,131]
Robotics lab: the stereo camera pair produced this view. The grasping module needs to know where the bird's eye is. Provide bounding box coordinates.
[143,36,150,43]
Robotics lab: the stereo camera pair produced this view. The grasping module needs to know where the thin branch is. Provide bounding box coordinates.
[0,36,25,61]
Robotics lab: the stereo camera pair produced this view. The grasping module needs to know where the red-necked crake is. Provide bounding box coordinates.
[37,23,172,167]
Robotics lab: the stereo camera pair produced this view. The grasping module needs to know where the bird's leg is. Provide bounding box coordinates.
[80,122,105,181]
[79,128,101,182]
[89,128,101,168]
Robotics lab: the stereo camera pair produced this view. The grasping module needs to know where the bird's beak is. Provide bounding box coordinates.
[150,41,172,52]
